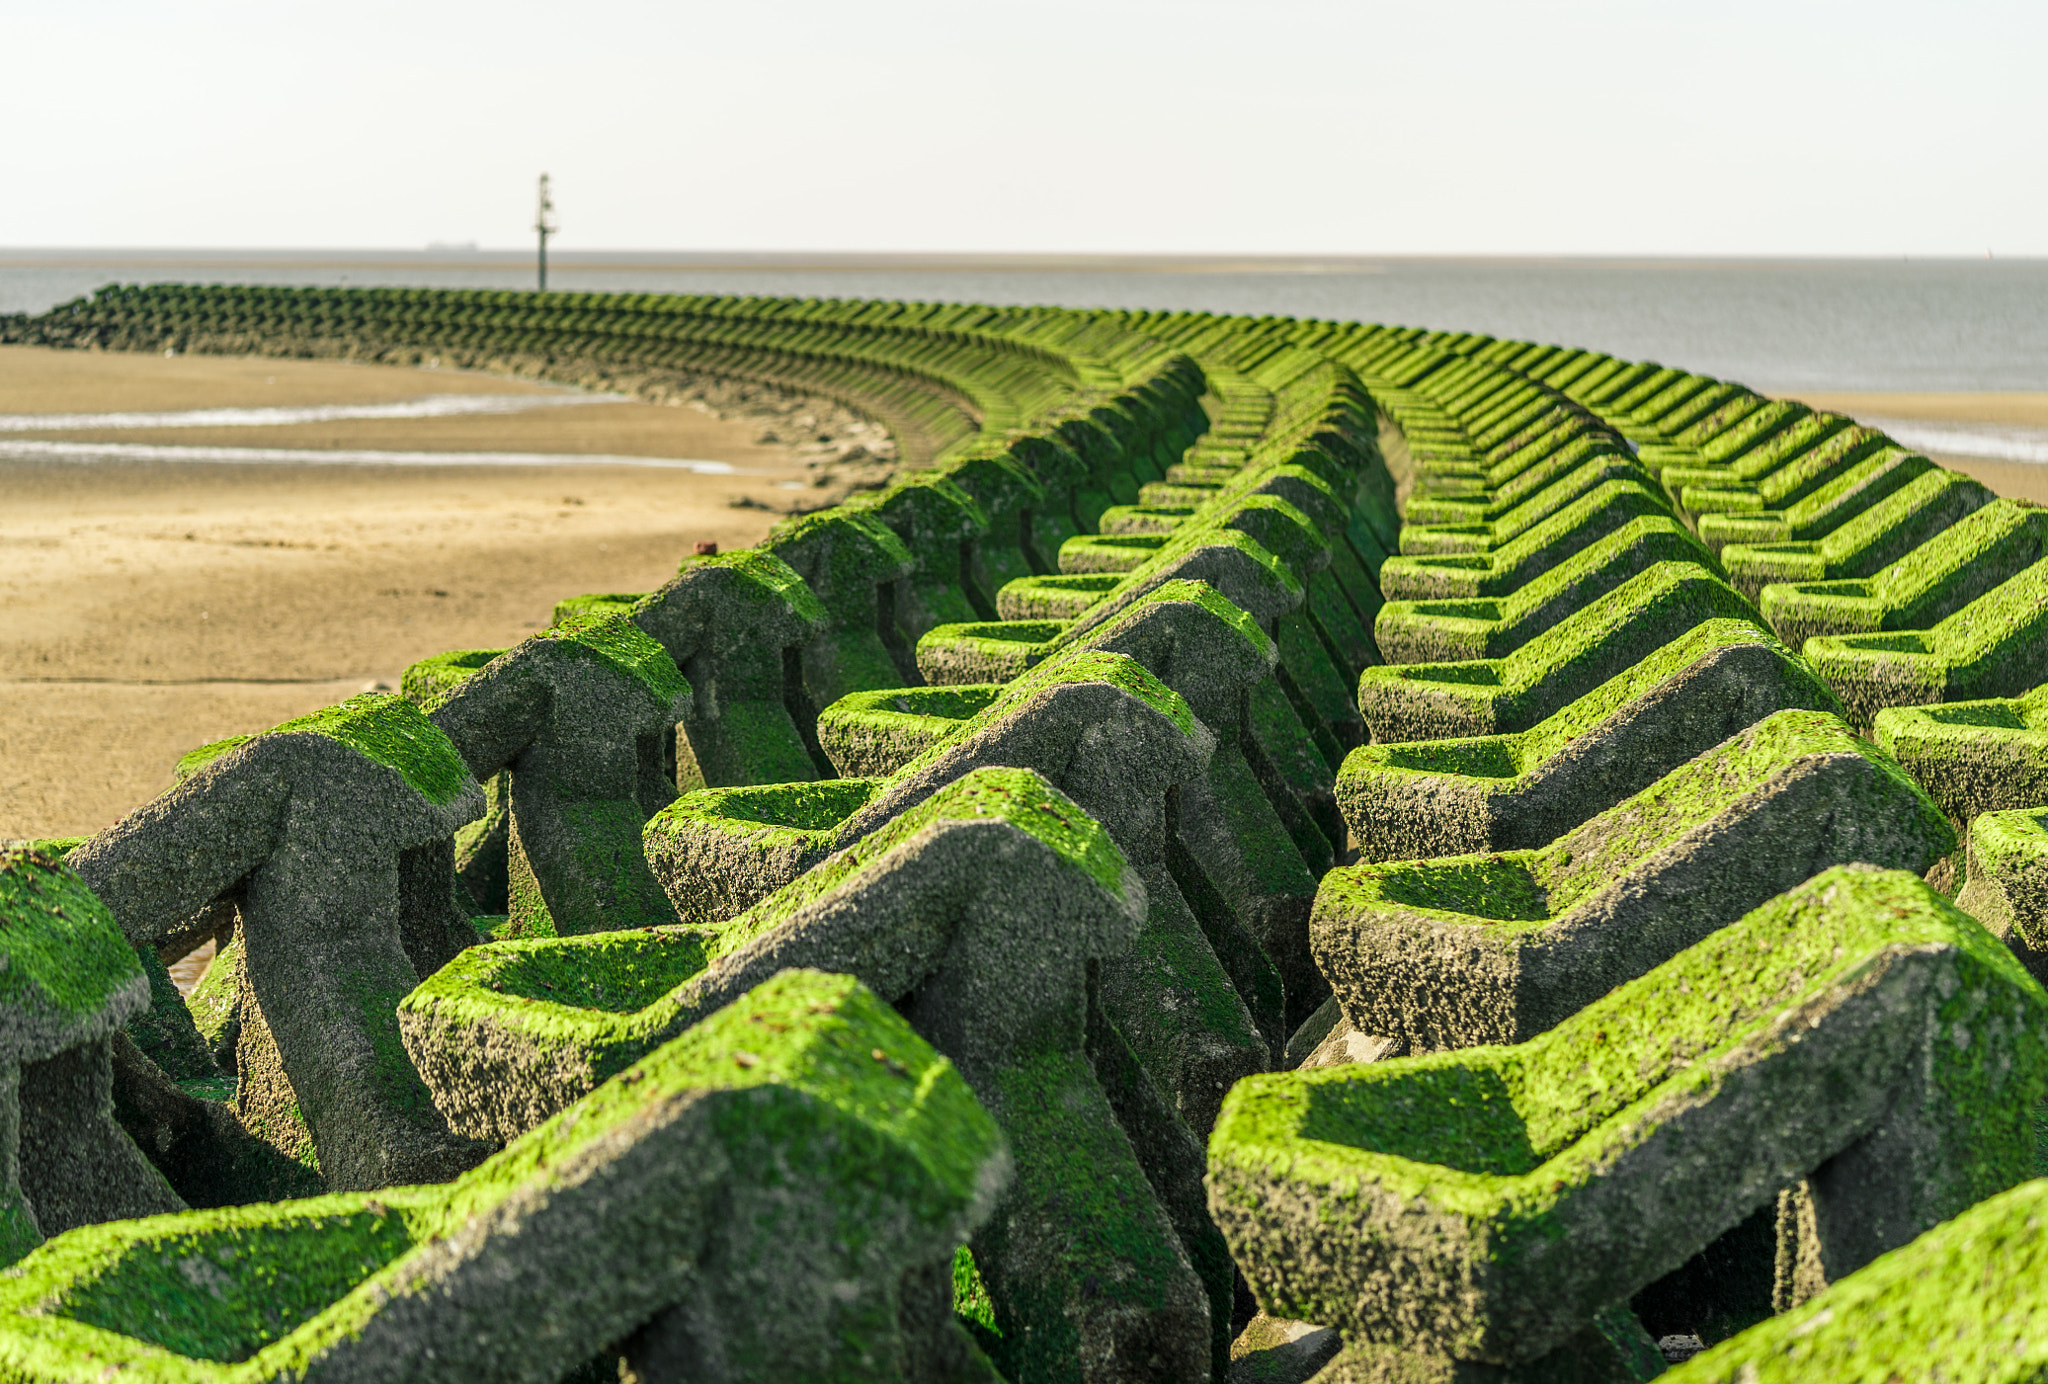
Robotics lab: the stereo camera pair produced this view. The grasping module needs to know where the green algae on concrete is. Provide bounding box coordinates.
[426,613,691,937]
[404,770,1223,1381]
[630,547,831,789]
[0,969,1008,1384]
[762,506,922,697]
[1714,462,1980,597]
[1758,497,2048,650]
[1374,514,1715,664]
[0,849,183,1263]
[1212,866,2048,1377]
[1339,618,1843,862]
[1873,680,2048,831]
[1956,807,2048,966]
[645,648,1271,1141]
[397,648,506,712]
[816,684,1007,778]
[1375,479,1674,602]
[1356,561,1760,743]
[1316,710,1953,1050]
[67,698,488,1194]
[1804,554,2048,730]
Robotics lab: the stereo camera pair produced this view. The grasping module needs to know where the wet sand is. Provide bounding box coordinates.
[0,347,821,840]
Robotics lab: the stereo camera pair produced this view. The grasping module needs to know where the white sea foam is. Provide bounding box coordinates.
[0,438,737,472]
[1863,418,2048,467]
[0,391,626,432]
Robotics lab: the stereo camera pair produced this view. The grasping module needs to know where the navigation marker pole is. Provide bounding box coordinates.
[535,173,558,293]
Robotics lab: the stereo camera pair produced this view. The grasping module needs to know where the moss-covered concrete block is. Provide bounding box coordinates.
[631,548,831,788]
[1316,710,1952,1049]
[0,968,1007,1384]
[1356,561,1759,743]
[1406,434,1635,530]
[911,618,1068,685]
[1956,807,2048,973]
[405,769,1221,1381]
[762,507,922,698]
[934,446,1050,596]
[399,649,514,912]
[816,683,1006,778]
[1873,682,2048,844]
[845,472,997,636]
[1759,497,2048,649]
[1804,555,2048,730]
[913,579,1338,1039]
[67,695,488,1192]
[1714,461,1978,595]
[1340,619,1843,862]
[0,848,183,1261]
[1377,480,1673,602]
[1664,1175,2048,1383]
[1375,515,1715,664]
[646,651,1268,1137]
[1212,866,2048,1376]
[427,613,691,938]
[1396,456,1651,558]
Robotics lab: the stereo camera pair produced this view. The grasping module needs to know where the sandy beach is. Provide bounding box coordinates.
[0,346,831,840]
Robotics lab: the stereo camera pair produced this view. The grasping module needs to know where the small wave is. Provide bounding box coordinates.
[1864,418,2048,467]
[0,391,627,432]
[0,438,738,472]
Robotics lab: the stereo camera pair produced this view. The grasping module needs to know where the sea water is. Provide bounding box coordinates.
[3,250,2044,394]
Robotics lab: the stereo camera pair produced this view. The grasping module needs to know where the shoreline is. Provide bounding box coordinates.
[0,345,852,840]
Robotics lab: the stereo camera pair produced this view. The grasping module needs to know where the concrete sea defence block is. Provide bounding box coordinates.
[646,652,1269,1135]
[1340,619,1843,862]
[931,446,1051,597]
[1355,560,1759,743]
[761,507,922,697]
[1714,461,1977,594]
[1374,515,1715,664]
[895,582,1335,1031]
[1872,681,2048,832]
[1678,425,1892,526]
[0,848,184,1262]
[1396,455,1652,556]
[1665,1176,2048,1383]
[845,471,998,637]
[1212,866,2048,1378]
[405,769,1221,1382]
[1376,480,1674,602]
[1758,497,2048,650]
[68,695,488,1192]
[422,613,691,939]
[630,548,831,788]
[1408,433,1634,524]
[0,969,1008,1384]
[1803,555,2048,730]
[1955,807,2048,982]
[1314,710,1953,1050]
[816,683,1006,778]
[1663,417,1883,518]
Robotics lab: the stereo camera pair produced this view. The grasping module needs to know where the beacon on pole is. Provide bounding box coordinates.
[534,173,558,293]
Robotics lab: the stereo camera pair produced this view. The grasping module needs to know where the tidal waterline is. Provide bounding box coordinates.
[6,250,2046,393]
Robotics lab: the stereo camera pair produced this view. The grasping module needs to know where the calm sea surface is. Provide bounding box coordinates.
[3,251,2044,394]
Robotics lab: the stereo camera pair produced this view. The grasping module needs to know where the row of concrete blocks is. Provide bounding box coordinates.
[0,345,1400,1381]
[1207,334,2048,1379]
[0,848,1013,1381]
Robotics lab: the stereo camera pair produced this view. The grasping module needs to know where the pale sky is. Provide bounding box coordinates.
[5,0,2043,256]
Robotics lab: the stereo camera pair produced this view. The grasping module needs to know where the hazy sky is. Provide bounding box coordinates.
[6,0,2043,256]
